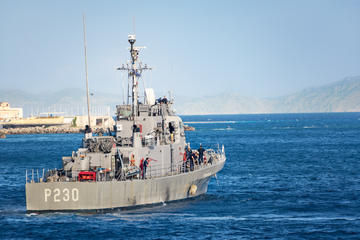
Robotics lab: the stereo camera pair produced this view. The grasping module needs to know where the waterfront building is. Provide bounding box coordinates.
[0,102,23,122]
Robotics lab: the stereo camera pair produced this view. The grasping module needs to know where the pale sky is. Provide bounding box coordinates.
[1,0,360,98]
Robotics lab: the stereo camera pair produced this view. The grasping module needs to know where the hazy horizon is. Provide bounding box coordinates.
[1,74,359,99]
[1,0,360,99]
[2,75,360,117]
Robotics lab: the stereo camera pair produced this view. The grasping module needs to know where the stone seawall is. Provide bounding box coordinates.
[0,126,82,135]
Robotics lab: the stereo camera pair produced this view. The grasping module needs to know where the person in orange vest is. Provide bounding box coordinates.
[130,154,135,166]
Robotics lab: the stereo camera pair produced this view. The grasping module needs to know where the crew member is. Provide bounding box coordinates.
[198,144,205,165]
[84,125,92,138]
[139,158,144,178]
[169,123,175,143]
[185,145,192,172]
[130,154,135,166]
[191,151,196,170]
[186,146,194,171]
[182,151,187,172]
[162,96,168,104]
[142,157,149,179]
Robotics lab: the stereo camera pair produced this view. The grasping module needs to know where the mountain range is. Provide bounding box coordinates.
[1,76,360,116]
[175,76,360,114]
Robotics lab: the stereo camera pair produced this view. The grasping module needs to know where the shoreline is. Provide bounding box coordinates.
[0,126,83,135]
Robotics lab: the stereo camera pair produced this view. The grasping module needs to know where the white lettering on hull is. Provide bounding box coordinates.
[54,188,60,202]
[44,188,79,202]
[63,188,70,201]
[44,188,51,202]
[72,188,79,201]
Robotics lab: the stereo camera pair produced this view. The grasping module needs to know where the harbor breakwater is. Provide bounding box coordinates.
[0,126,82,135]
[0,125,196,135]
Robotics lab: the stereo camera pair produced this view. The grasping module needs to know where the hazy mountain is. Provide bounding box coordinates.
[175,76,360,114]
[1,76,360,116]
[269,76,360,113]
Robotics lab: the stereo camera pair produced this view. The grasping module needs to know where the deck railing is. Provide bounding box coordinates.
[26,147,225,183]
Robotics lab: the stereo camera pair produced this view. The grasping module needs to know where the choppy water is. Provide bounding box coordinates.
[1,113,360,239]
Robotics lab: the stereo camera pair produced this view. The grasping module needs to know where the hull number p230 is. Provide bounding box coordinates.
[44,188,79,202]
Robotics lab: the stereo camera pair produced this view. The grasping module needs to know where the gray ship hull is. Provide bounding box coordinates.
[26,161,225,212]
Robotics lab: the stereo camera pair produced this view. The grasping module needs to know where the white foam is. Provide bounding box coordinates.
[184,121,236,124]
[26,213,38,217]
[189,216,246,221]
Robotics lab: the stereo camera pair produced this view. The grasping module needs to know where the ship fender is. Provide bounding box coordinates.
[189,184,197,195]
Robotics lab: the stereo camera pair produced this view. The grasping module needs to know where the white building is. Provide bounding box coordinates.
[0,102,23,122]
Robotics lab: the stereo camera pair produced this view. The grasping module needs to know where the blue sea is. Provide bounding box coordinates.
[1,113,360,239]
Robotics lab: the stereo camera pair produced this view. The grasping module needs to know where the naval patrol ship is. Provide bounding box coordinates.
[25,34,226,212]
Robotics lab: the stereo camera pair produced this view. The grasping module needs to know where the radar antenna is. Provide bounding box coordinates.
[117,34,152,120]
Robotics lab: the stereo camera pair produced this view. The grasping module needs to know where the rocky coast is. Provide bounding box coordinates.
[0,124,195,136]
[0,126,82,135]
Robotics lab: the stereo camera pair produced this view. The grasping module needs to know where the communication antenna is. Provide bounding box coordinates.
[121,71,125,104]
[82,13,91,128]
[132,16,136,35]
[127,69,130,105]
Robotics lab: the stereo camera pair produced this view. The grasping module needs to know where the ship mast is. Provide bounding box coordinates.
[129,35,138,119]
[117,34,151,120]
[82,14,91,129]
